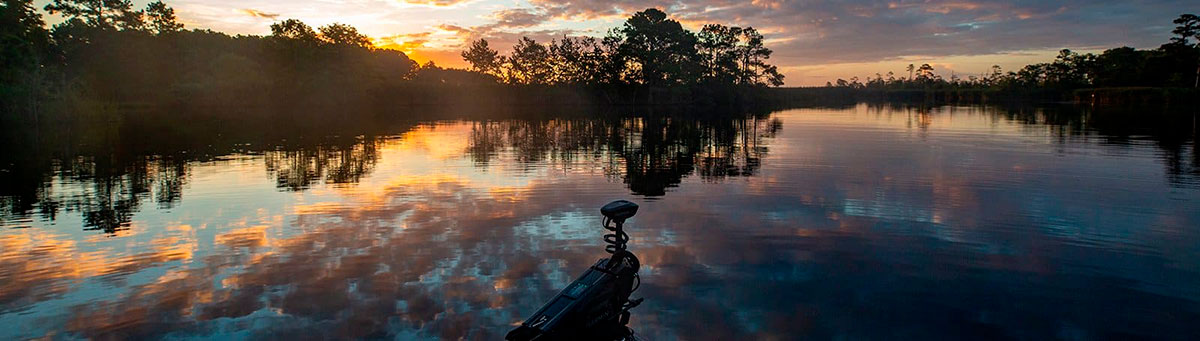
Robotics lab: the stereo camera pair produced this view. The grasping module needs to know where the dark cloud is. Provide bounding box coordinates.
[436,15,582,54]
[530,0,681,19]
[517,0,1189,64]
[705,0,1188,63]
[491,8,552,28]
[480,29,580,44]
[427,8,565,53]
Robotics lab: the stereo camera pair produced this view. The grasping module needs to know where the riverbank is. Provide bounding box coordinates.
[762,86,1200,107]
[7,84,1195,130]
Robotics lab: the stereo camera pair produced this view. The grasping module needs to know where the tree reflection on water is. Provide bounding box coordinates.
[466,114,781,196]
[2,108,788,231]
[2,104,1197,233]
[0,104,1198,339]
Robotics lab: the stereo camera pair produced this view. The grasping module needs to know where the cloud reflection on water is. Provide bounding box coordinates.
[1,105,1199,339]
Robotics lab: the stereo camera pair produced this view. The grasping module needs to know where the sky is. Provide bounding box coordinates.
[33,0,1194,86]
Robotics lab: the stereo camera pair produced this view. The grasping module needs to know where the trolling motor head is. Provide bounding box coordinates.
[601,200,638,223]
[599,200,637,265]
[506,200,644,341]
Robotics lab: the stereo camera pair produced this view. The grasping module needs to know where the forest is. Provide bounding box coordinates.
[0,1,785,125]
[2,0,1199,126]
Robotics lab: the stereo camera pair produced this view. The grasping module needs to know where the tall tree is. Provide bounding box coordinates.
[759,64,785,86]
[1,0,53,116]
[270,19,319,44]
[696,24,782,86]
[505,37,553,85]
[1092,47,1145,86]
[697,24,740,83]
[617,8,699,85]
[731,27,781,86]
[1,0,51,66]
[143,1,181,35]
[44,0,143,30]
[590,29,627,84]
[985,65,1004,86]
[461,39,499,74]
[1046,49,1095,87]
[915,63,936,83]
[549,36,599,84]
[1170,14,1198,46]
[319,23,371,48]
[1169,14,1199,87]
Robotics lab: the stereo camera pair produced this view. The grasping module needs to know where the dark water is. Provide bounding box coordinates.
[2,104,1199,339]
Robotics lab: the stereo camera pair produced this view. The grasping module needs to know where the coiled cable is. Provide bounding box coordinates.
[602,217,630,255]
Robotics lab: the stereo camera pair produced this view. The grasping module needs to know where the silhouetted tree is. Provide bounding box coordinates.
[452,8,787,90]
[505,37,553,85]
[1005,49,1096,88]
[548,36,591,84]
[1170,14,1198,46]
[731,27,782,86]
[270,19,320,44]
[319,23,371,48]
[143,1,181,35]
[617,8,700,85]
[44,0,143,30]
[1093,47,1145,86]
[697,24,740,83]
[461,39,500,74]
[915,63,936,83]
[1,0,49,52]
[985,65,1004,86]
[1,0,53,116]
[1169,14,1199,87]
[589,30,627,85]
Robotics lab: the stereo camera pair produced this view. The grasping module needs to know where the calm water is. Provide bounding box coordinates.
[2,104,1199,339]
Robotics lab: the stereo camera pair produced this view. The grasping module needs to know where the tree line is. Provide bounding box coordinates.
[459,8,784,87]
[1,0,436,121]
[1,2,786,124]
[5,0,1197,122]
[824,14,1200,92]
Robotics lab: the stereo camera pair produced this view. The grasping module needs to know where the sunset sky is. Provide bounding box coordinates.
[34,0,1193,86]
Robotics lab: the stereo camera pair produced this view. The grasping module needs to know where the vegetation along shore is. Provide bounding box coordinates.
[2,0,1198,128]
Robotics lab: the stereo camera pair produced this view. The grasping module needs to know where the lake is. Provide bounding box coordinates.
[2,103,1198,339]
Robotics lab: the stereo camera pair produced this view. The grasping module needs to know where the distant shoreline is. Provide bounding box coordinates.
[762,86,1200,107]
[8,85,1195,128]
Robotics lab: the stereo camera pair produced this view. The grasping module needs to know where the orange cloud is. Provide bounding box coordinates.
[375,33,432,53]
[398,0,474,6]
[924,2,982,14]
[236,8,279,19]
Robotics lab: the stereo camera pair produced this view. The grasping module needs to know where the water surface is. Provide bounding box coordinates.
[2,104,1199,339]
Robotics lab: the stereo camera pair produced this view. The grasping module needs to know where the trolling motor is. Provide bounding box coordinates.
[506,200,644,341]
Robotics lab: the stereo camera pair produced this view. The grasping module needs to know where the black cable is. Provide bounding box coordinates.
[604,213,642,341]
[602,217,629,255]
